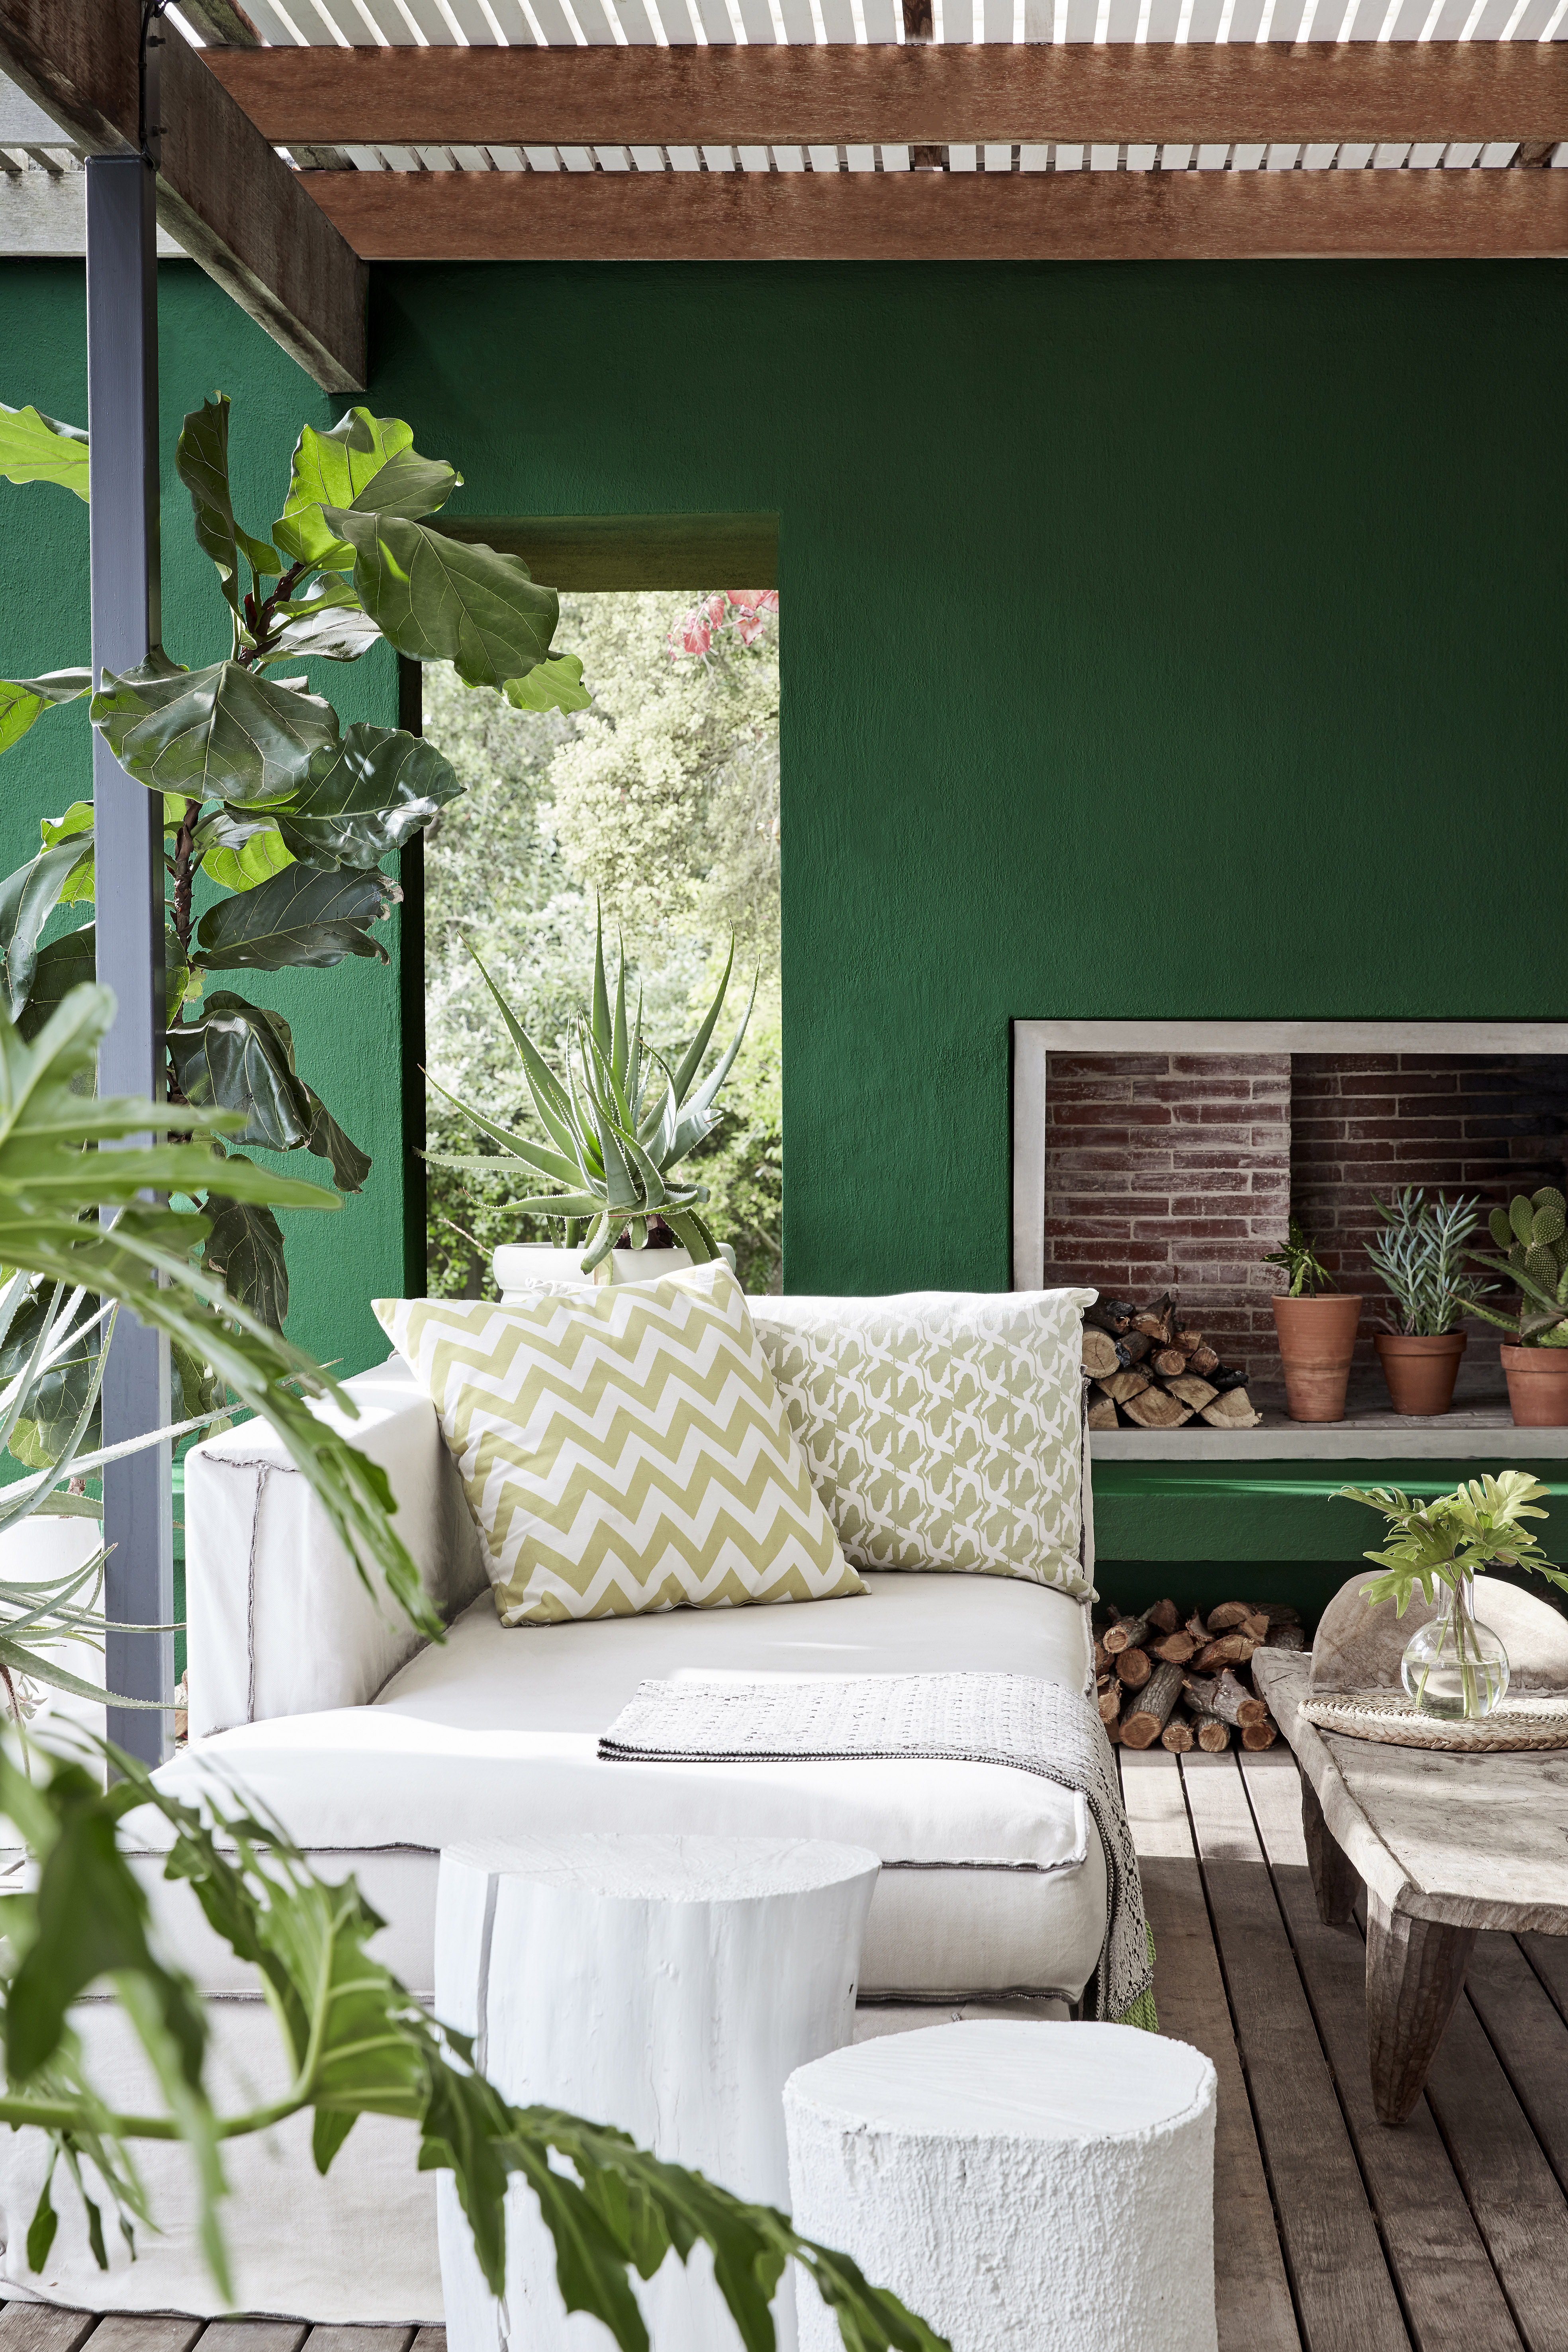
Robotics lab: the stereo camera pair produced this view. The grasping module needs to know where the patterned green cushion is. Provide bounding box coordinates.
[373,1264,864,1626]
[746,1289,1095,1598]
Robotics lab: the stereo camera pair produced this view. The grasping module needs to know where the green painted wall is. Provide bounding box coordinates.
[6,254,1565,1438]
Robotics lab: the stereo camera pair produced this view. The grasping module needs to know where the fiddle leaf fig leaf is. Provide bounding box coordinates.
[92,655,339,809]
[0,670,92,757]
[0,843,100,1020]
[0,403,89,500]
[304,1092,372,1192]
[39,801,93,850]
[16,926,95,1041]
[264,577,381,666]
[168,994,313,1155]
[323,511,558,691]
[200,1167,290,1332]
[192,809,296,894]
[502,653,592,716]
[177,394,279,613]
[278,726,462,870]
[273,410,456,571]
[194,862,400,972]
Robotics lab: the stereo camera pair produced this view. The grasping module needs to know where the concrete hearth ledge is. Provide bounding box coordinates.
[1091,1403,1568,1462]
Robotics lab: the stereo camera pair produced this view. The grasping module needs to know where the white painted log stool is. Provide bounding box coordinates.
[785,2020,1219,2352]
[434,1832,881,2352]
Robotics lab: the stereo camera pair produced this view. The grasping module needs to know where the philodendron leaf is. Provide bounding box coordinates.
[0,403,89,500]
[324,510,558,692]
[201,1172,289,1331]
[278,726,462,869]
[192,808,296,894]
[264,577,381,666]
[0,670,92,757]
[0,842,99,1021]
[92,654,339,808]
[194,863,400,972]
[503,654,592,716]
[273,409,457,571]
[177,394,282,616]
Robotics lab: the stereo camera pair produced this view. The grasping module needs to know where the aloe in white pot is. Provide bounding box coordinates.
[426,911,754,1284]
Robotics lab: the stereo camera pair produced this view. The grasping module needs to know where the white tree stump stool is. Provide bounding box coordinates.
[785,2020,1218,2352]
[434,1832,880,2352]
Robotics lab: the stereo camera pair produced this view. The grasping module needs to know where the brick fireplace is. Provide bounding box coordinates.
[1013,1022,1568,1416]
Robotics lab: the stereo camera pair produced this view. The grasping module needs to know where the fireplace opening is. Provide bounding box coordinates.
[1013,1023,1568,1434]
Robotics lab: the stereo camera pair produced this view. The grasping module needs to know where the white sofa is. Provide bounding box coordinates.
[0,1350,1106,2323]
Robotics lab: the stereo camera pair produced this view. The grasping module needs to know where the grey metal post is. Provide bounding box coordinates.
[87,149,173,1767]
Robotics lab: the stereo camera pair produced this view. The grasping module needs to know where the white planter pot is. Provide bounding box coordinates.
[493,1241,693,1304]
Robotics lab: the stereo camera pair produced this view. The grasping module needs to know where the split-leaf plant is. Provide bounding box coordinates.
[0,395,588,1360]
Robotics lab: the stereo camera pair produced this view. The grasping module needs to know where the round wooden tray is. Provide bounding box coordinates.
[1301,1689,1568,1752]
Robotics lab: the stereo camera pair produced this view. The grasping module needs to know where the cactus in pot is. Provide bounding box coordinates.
[1467,1188,1568,1346]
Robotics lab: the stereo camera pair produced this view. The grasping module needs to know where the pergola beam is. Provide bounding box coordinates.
[0,0,365,391]
[206,42,1568,152]
[301,165,1568,264]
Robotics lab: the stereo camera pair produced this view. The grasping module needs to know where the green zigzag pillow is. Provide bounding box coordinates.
[374,1262,865,1626]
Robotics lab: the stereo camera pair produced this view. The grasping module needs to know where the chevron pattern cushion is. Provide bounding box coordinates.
[373,1264,863,1626]
[745,1288,1097,1599]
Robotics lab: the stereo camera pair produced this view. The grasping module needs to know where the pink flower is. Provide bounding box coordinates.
[670,608,713,657]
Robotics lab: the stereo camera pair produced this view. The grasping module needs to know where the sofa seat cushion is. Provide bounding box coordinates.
[150,1571,1104,2003]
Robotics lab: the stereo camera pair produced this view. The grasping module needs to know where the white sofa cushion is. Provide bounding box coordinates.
[150,1570,1104,2003]
[747,1289,1096,1597]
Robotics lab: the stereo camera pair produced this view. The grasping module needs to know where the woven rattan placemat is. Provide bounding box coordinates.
[1301,1689,1568,1752]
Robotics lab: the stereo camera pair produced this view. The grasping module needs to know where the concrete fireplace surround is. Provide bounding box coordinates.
[1012,1020,1568,1462]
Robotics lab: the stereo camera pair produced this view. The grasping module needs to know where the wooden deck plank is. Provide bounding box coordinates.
[408,2334,445,2352]
[1240,1753,1525,2352]
[0,2311,99,2352]
[1180,1751,1413,2352]
[1415,1956,1568,2352]
[304,2336,415,2352]
[1517,1931,1568,2034]
[197,2328,308,2352]
[1121,1749,1301,2352]
[1461,1931,1568,2194]
[86,2325,202,2352]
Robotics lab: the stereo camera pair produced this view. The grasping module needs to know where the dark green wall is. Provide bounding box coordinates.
[5,253,1565,1389]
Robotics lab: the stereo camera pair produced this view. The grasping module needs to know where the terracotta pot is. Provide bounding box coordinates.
[1500,1343,1568,1428]
[1271,1292,1363,1423]
[1374,1331,1466,1418]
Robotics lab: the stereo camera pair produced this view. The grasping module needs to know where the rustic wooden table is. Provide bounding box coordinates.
[1254,1640,1568,2126]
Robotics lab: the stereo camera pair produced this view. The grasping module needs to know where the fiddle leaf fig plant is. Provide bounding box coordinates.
[427,913,755,1275]
[0,392,590,1333]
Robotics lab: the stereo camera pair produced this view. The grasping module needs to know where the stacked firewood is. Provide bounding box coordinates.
[1082,1294,1261,1432]
[1092,1596,1305,1751]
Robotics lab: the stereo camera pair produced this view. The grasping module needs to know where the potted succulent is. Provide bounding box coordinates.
[427,914,754,1297]
[1338,1471,1568,1721]
[1364,1188,1493,1417]
[1464,1187,1568,1427]
[1263,1217,1362,1423]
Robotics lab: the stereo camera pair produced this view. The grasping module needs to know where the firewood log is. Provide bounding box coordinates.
[1174,1328,1204,1356]
[1185,1610,1209,1644]
[1164,1374,1218,1410]
[1208,1365,1251,1394]
[1189,1713,1233,1753]
[1114,1645,1153,1690]
[1081,1326,1122,1379]
[1098,1685,1123,1726]
[1148,1597,1180,1635]
[1104,1610,1153,1655]
[1096,1369,1151,1405]
[1120,1662,1185,1749]
[1149,1630,1199,1665]
[1184,1669,1268,1729]
[1206,1602,1259,1633]
[1084,1299,1136,1335]
[1131,1295,1177,1346]
[1093,1636,1111,1677]
[1122,1387,1194,1431]
[1241,1612,1271,1645]
[1201,1390,1261,1429]
[1265,1623,1307,1651]
[1160,1719,1195,1753]
[1188,1343,1221,1377]
[1151,1347,1189,1378]
[1262,1603,1302,1625]
[1119,1331,1153,1365]
[1086,1395,1119,1431]
[1195,1633,1258,1672]
[1240,1722,1278,1751]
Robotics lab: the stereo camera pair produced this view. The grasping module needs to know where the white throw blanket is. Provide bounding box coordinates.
[599,1671,1151,2025]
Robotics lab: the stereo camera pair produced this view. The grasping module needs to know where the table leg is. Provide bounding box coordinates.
[1365,1892,1476,2127]
[1301,1771,1360,1926]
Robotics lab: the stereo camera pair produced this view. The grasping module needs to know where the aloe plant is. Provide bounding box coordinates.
[1466,1187,1568,1348]
[427,916,754,1276]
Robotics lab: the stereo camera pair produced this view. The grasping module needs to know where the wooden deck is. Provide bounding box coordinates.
[1126,1745,1568,2352]
[10,1753,1568,2352]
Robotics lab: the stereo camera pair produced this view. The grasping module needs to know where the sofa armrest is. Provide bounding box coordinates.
[184,1358,490,1738]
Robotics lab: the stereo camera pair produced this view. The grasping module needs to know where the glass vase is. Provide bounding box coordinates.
[1400,1575,1510,1721]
